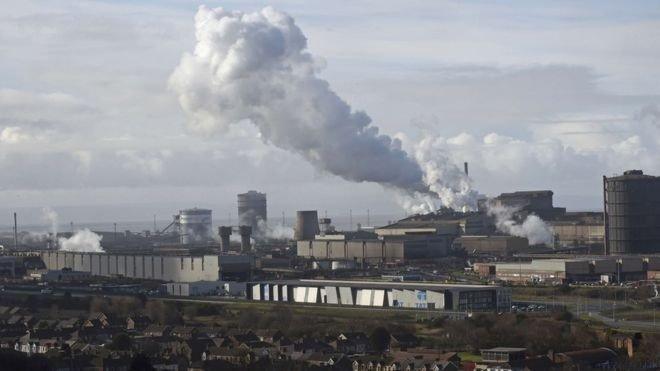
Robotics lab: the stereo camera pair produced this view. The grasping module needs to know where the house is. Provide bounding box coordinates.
[293,337,334,360]
[84,312,117,329]
[57,318,81,330]
[306,352,351,368]
[144,325,171,337]
[275,337,295,356]
[390,333,419,351]
[171,326,198,340]
[126,315,152,331]
[255,329,284,343]
[334,332,370,354]
[553,347,618,369]
[203,346,251,365]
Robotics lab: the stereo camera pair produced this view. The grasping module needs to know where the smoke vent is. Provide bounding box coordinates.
[295,210,320,241]
[239,225,252,253]
[219,226,232,252]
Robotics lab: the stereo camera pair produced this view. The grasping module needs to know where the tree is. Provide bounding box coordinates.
[109,332,132,351]
[130,353,155,371]
[370,327,390,353]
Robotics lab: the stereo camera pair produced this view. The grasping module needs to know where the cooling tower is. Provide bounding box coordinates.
[295,210,320,241]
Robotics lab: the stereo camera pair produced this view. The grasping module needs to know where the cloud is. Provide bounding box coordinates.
[0,127,32,144]
[169,5,429,194]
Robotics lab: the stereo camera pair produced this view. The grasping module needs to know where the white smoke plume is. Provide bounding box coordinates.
[59,229,104,253]
[486,203,554,245]
[256,219,294,240]
[42,207,59,236]
[170,6,474,211]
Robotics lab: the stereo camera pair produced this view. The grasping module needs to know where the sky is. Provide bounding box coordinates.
[1,0,659,226]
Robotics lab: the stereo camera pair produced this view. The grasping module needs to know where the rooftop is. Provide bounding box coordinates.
[251,279,499,291]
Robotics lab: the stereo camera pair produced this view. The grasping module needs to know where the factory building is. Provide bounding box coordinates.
[296,236,451,264]
[476,256,660,284]
[177,208,213,245]
[163,281,247,297]
[452,235,529,257]
[247,279,510,312]
[40,251,253,282]
[296,210,491,264]
[550,212,605,248]
[604,170,660,254]
[237,190,267,232]
[488,190,566,220]
[376,211,493,238]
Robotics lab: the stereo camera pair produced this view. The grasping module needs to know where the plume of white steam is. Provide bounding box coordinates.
[42,207,59,236]
[486,203,554,245]
[59,229,104,253]
[256,219,294,240]
[412,136,479,211]
[170,6,477,211]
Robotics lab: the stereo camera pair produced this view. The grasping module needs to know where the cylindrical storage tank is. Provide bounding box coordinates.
[604,170,660,254]
[237,191,267,232]
[331,260,356,270]
[295,210,320,241]
[179,208,212,245]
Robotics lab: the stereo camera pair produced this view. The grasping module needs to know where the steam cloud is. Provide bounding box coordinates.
[257,219,294,240]
[41,207,104,252]
[59,229,104,253]
[487,203,554,245]
[169,5,475,210]
[42,207,59,236]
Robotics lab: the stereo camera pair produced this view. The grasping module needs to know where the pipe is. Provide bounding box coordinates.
[13,212,18,248]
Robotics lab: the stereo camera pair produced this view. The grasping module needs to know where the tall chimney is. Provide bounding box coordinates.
[13,212,18,248]
[239,225,252,253]
[464,162,469,176]
[219,226,232,252]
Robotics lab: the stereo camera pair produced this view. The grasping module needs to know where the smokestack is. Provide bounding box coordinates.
[219,226,232,252]
[239,225,252,253]
[13,212,18,248]
[464,162,469,176]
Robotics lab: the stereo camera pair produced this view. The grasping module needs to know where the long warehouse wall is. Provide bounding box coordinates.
[41,251,220,282]
[248,281,509,311]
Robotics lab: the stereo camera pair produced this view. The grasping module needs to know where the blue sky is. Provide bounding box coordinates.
[0,0,659,224]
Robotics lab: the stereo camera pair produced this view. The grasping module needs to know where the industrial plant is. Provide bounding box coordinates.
[2,170,660,290]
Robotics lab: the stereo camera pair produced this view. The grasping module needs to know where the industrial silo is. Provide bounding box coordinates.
[295,210,320,241]
[237,191,267,232]
[179,208,213,245]
[604,170,660,254]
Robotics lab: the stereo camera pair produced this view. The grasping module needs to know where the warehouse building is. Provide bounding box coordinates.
[40,251,253,282]
[550,213,605,248]
[163,281,247,297]
[247,279,510,312]
[476,256,660,284]
[452,235,529,257]
[296,237,450,264]
[488,190,566,220]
